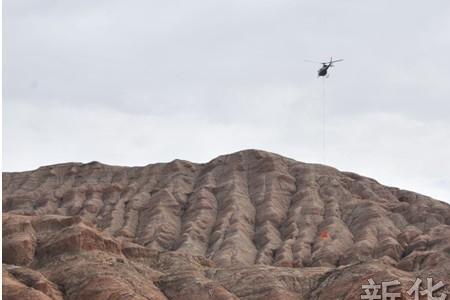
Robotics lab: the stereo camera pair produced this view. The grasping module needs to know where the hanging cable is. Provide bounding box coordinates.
[322,77,326,163]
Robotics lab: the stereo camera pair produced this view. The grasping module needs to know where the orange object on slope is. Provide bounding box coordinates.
[320,230,330,240]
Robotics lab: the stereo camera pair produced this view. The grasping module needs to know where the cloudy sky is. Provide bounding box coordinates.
[3,0,450,201]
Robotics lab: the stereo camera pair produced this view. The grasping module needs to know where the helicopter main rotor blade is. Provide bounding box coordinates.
[330,59,344,63]
[304,59,325,64]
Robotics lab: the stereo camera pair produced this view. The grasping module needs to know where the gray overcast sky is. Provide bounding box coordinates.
[3,0,450,202]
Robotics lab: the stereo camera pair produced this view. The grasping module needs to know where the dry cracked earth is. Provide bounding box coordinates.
[2,149,450,299]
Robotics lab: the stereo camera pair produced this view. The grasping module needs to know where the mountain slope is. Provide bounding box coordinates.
[3,150,450,299]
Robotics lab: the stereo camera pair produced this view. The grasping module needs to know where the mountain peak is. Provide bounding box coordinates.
[3,150,450,299]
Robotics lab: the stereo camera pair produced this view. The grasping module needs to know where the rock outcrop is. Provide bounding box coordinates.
[3,149,450,299]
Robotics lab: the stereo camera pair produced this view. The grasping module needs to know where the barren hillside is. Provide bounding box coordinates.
[3,150,450,299]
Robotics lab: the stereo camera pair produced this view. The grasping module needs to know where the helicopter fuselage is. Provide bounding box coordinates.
[318,64,330,77]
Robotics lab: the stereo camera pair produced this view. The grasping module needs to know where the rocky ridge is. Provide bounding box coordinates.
[3,149,450,299]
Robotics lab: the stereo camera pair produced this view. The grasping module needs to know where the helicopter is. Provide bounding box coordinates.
[305,57,343,77]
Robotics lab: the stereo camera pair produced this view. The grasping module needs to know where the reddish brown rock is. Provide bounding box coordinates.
[2,150,450,299]
[3,214,37,266]
[3,265,63,300]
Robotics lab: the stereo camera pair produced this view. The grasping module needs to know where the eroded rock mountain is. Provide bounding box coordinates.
[3,150,450,299]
